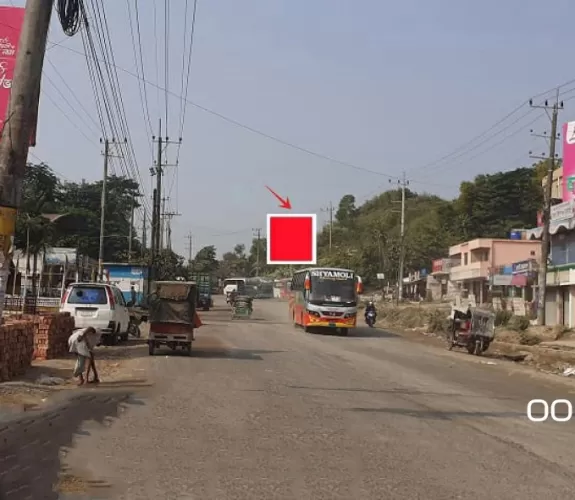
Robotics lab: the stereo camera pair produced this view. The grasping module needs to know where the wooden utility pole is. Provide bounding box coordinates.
[252,228,262,276]
[321,202,334,252]
[529,91,563,325]
[0,0,54,318]
[390,172,409,303]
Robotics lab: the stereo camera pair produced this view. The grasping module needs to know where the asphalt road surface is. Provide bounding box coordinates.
[5,297,575,499]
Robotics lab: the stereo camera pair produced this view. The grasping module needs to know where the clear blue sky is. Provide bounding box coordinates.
[4,0,575,257]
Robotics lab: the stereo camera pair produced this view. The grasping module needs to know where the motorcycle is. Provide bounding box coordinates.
[365,310,376,327]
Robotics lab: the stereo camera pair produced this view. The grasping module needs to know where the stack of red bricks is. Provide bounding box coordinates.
[32,312,75,361]
[0,320,35,382]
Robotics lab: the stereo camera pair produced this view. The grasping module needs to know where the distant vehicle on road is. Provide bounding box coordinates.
[223,278,246,297]
[189,273,214,311]
[60,282,131,344]
[273,278,291,299]
[289,267,363,336]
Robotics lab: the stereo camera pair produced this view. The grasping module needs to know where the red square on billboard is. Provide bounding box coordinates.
[267,213,317,265]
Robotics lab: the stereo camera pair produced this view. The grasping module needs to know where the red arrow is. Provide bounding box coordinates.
[265,185,291,209]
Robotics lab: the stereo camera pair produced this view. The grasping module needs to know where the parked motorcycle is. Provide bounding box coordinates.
[365,310,376,327]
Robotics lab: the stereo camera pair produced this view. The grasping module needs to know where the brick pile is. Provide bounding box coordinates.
[32,313,75,361]
[0,320,35,382]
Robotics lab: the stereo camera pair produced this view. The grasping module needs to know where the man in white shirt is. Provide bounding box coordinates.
[68,327,100,385]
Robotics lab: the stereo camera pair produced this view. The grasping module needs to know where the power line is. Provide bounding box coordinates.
[125,0,154,149]
[47,38,575,183]
[163,0,170,135]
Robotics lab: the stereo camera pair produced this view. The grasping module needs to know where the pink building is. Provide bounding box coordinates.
[449,238,540,303]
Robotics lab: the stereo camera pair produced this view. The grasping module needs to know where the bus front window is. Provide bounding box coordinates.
[309,278,356,305]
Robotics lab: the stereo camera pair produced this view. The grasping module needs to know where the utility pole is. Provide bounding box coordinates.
[185,231,193,267]
[151,188,158,260]
[127,198,134,263]
[97,138,124,281]
[141,207,147,254]
[163,209,181,251]
[160,196,167,250]
[151,120,182,259]
[0,0,55,318]
[390,172,409,303]
[321,201,334,252]
[252,228,262,276]
[152,119,163,259]
[529,91,563,326]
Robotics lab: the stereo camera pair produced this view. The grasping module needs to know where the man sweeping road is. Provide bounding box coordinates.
[68,327,100,386]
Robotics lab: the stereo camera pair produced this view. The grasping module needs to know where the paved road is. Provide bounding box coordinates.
[5,297,575,499]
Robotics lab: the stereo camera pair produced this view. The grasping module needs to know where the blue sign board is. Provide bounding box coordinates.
[103,264,149,306]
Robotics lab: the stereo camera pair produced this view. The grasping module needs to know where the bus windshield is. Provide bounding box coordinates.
[309,276,356,306]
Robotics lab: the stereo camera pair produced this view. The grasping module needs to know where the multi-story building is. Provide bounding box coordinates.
[448,238,540,304]
[527,199,575,325]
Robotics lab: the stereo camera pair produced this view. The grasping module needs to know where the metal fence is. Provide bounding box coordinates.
[4,295,61,315]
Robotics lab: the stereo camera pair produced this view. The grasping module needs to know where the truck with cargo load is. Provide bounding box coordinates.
[189,273,214,310]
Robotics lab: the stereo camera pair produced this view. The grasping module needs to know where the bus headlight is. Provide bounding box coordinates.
[343,312,356,319]
[307,310,320,318]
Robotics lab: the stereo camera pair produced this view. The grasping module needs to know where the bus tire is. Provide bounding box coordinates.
[303,324,311,333]
[339,328,349,337]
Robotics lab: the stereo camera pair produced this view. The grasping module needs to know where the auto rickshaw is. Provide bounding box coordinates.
[148,281,198,356]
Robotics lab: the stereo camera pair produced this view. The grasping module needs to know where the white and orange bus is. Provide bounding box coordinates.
[289,267,363,336]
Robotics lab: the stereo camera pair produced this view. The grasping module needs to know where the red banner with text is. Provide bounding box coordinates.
[0,6,38,146]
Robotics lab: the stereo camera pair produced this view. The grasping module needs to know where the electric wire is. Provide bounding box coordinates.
[56,0,82,36]
[80,1,152,221]
[164,0,170,136]
[48,38,575,184]
[126,0,154,144]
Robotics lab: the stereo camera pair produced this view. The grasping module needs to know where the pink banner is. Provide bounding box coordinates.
[562,122,575,201]
[0,6,37,146]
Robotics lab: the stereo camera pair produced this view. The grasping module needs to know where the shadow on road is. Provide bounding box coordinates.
[349,327,399,339]
[152,348,286,360]
[286,385,517,401]
[349,407,529,420]
[0,388,148,499]
[308,327,399,339]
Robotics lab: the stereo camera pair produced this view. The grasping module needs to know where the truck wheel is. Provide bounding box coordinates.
[184,343,192,356]
[148,342,155,356]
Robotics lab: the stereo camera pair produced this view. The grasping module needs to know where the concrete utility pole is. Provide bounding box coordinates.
[152,119,163,258]
[321,202,334,252]
[128,198,134,263]
[151,120,181,260]
[390,172,409,303]
[163,209,181,251]
[185,231,193,266]
[151,188,158,260]
[529,90,563,326]
[97,138,124,281]
[97,139,109,280]
[252,228,262,276]
[0,0,55,319]
[141,207,147,254]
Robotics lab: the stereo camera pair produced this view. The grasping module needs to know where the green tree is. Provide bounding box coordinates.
[192,245,219,273]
